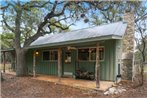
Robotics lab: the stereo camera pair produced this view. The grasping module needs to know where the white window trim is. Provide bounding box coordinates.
[77,46,105,62]
[42,50,58,62]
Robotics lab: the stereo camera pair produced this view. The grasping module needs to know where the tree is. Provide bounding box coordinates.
[1,1,111,76]
[133,2,147,86]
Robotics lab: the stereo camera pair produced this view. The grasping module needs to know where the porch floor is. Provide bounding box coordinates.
[3,70,114,91]
[33,74,114,91]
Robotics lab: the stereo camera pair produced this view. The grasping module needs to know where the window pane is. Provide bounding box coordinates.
[50,51,58,60]
[78,49,89,60]
[99,47,104,60]
[43,51,50,60]
[90,48,96,60]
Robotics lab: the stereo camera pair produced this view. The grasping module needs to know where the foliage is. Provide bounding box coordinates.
[0,33,14,49]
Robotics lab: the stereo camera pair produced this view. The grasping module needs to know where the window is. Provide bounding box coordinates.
[78,49,89,60]
[43,51,50,61]
[42,50,58,61]
[78,47,104,61]
[50,51,58,60]
[99,47,104,60]
[89,48,96,60]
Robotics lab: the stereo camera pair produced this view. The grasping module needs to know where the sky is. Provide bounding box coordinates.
[70,20,89,30]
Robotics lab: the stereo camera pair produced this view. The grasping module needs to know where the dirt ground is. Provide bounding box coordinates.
[1,74,147,98]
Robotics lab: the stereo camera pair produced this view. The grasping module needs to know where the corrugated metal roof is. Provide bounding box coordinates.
[30,21,127,47]
[0,48,15,52]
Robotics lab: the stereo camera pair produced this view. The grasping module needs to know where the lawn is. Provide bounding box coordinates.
[1,73,147,98]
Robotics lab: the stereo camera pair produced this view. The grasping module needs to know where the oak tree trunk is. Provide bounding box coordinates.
[10,51,16,71]
[132,63,144,87]
[16,49,28,76]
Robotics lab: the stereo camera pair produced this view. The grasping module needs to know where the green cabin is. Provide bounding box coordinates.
[26,22,127,81]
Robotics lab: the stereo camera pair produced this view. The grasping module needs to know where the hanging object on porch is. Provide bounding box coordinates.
[67,46,76,50]
[65,51,71,63]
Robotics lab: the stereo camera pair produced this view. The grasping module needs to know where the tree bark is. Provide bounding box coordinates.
[10,51,16,71]
[95,43,100,89]
[132,63,144,87]
[3,51,6,73]
[16,49,28,76]
[58,48,62,82]
[33,51,36,77]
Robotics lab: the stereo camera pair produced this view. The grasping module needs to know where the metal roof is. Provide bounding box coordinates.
[0,48,15,52]
[30,21,127,48]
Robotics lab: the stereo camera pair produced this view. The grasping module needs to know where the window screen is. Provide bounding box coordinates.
[43,51,50,61]
[43,50,58,61]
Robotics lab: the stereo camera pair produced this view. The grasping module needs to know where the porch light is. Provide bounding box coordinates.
[35,51,39,55]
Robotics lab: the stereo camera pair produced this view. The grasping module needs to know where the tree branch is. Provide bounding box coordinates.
[14,2,22,49]
[136,22,146,62]
[135,13,147,23]
[85,1,111,11]
[22,1,50,10]
[23,2,70,47]
[2,10,15,33]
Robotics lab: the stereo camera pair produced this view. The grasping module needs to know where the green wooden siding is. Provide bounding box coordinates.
[26,39,117,81]
[27,49,58,75]
[62,49,76,75]
[115,40,122,77]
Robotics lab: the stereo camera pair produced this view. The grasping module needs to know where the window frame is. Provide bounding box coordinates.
[42,50,58,62]
[77,46,105,62]
[98,46,105,61]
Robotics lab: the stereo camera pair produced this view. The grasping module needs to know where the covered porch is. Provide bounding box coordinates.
[31,42,105,89]
[29,39,118,90]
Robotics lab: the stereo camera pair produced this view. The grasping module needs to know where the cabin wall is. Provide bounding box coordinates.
[115,40,122,78]
[26,49,58,75]
[26,39,117,81]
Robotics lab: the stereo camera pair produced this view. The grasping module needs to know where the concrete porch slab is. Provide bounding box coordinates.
[3,71,114,91]
[33,74,114,91]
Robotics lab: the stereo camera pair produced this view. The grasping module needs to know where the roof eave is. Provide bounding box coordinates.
[0,48,15,52]
[29,35,122,49]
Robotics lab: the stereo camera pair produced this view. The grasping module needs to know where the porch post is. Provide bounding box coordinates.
[95,43,100,89]
[58,48,62,82]
[3,51,6,73]
[33,51,36,77]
